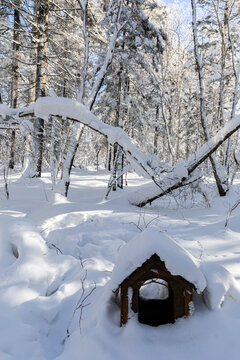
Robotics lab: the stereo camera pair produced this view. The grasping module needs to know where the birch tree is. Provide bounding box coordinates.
[9,0,20,169]
[29,0,49,178]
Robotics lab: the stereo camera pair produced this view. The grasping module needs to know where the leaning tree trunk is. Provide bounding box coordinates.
[191,0,227,196]
[60,0,124,197]
[225,11,240,182]
[132,113,240,207]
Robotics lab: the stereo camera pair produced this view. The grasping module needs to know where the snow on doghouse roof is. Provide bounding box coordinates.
[111,227,207,293]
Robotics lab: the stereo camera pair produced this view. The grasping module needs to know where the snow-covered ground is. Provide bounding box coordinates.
[1,169,240,360]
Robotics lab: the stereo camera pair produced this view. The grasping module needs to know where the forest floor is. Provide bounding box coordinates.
[1,168,240,360]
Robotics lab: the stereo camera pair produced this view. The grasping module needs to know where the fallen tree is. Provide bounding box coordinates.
[130,115,240,207]
[1,97,240,207]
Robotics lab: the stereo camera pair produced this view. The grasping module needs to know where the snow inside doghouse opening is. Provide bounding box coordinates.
[139,278,169,300]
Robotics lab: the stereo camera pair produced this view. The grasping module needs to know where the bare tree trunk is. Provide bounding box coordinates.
[153,107,159,155]
[191,0,227,196]
[212,1,228,130]
[106,145,112,171]
[49,116,61,188]
[113,69,122,191]
[9,0,20,170]
[77,0,89,103]
[117,152,124,189]
[61,124,85,197]
[30,0,49,178]
[228,17,240,183]
[9,130,16,169]
[212,1,231,169]
[225,9,239,178]
[175,47,186,162]
[117,68,130,189]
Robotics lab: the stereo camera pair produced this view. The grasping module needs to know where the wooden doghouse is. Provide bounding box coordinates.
[111,227,206,327]
[119,253,195,326]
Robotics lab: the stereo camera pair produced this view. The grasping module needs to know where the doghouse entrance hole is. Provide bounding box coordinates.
[138,278,174,326]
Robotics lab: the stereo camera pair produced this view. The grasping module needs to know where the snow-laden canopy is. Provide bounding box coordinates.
[110,227,207,293]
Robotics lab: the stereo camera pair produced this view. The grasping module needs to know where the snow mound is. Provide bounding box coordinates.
[0,215,62,299]
[0,104,13,119]
[0,215,48,273]
[110,227,207,293]
[201,262,240,310]
[0,214,82,359]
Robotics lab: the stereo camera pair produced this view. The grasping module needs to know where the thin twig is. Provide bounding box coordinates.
[225,198,240,228]
[50,243,63,254]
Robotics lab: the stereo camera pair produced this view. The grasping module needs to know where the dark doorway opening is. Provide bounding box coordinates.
[138,279,174,326]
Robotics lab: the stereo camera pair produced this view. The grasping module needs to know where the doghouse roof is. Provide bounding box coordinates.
[111,227,207,293]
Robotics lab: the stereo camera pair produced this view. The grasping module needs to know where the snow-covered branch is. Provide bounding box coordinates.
[16,97,155,179]
[1,97,240,207]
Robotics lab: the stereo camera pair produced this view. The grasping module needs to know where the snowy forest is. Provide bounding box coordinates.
[0,0,240,359]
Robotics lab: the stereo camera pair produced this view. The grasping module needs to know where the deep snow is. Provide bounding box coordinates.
[1,169,240,360]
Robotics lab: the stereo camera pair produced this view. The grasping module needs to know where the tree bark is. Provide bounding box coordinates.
[30,0,49,178]
[9,0,20,170]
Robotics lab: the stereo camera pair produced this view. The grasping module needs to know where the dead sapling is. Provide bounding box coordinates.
[197,240,204,260]
[127,209,164,232]
[225,197,240,228]
[49,243,63,254]
[66,270,96,339]
[3,166,9,200]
